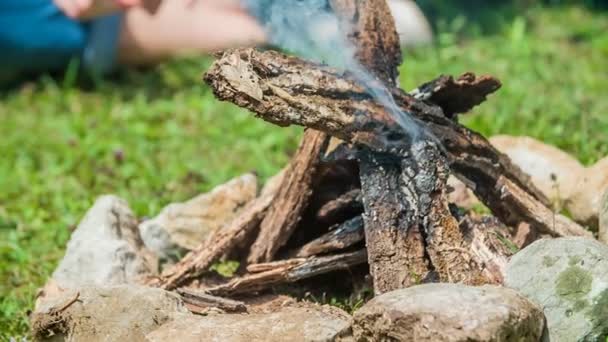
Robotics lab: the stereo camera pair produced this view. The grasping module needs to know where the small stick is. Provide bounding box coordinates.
[178,288,247,313]
[55,291,80,313]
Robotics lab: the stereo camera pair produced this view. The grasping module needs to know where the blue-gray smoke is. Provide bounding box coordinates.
[243,0,421,141]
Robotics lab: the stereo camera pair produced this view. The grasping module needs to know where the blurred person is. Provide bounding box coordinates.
[0,0,265,81]
[0,0,431,82]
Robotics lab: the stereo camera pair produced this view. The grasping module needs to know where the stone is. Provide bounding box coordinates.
[505,237,608,342]
[146,306,353,342]
[490,136,608,227]
[31,285,190,341]
[600,189,608,244]
[387,0,433,47]
[352,283,545,342]
[490,135,584,204]
[50,195,156,290]
[139,173,258,259]
[568,156,608,227]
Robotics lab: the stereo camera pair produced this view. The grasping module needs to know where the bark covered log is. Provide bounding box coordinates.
[203,48,590,239]
[248,129,329,264]
[205,250,367,297]
[358,149,431,291]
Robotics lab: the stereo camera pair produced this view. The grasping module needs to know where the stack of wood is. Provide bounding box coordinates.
[147,0,592,301]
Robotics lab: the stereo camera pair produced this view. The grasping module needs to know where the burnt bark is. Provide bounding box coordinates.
[358,150,432,291]
[315,189,362,226]
[292,215,365,258]
[410,72,502,117]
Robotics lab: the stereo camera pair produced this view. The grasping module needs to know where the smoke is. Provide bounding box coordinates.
[242,0,422,142]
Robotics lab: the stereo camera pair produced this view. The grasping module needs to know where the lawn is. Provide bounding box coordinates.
[1,3,607,339]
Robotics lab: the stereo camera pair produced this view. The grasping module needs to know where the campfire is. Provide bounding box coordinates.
[145,0,590,297]
[32,0,604,341]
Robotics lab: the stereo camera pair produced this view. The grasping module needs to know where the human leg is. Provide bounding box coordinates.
[117,0,265,66]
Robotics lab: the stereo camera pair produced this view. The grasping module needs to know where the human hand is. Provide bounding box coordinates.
[54,0,142,20]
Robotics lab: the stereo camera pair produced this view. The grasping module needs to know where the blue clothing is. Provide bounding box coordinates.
[0,0,121,80]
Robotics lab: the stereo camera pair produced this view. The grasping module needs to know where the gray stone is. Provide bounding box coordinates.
[51,195,156,288]
[146,306,353,342]
[31,285,190,341]
[139,173,257,259]
[505,237,608,342]
[353,283,545,342]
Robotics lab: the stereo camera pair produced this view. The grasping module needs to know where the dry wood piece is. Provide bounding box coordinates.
[204,48,589,239]
[247,129,329,264]
[246,258,307,274]
[150,183,279,290]
[177,288,247,313]
[490,176,593,238]
[315,189,362,224]
[205,250,367,297]
[460,215,516,284]
[410,72,502,117]
[512,222,537,249]
[293,215,364,258]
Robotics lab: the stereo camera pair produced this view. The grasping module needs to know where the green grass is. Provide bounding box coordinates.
[1,4,607,339]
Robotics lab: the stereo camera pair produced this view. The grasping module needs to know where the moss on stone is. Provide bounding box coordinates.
[586,288,608,341]
[555,266,593,302]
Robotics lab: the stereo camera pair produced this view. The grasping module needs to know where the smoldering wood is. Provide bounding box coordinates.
[410,72,502,117]
[177,288,247,313]
[358,149,431,292]
[149,185,279,290]
[247,129,329,264]
[205,250,367,297]
[292,215,364,258]
[331,0,448,294]
[410,141,486,285]
[204,48,590,239]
